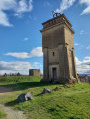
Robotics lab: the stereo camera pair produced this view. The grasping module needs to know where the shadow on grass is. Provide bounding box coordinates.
[5,98,34,107]
[0,81,60,91]
[5,99,20,106]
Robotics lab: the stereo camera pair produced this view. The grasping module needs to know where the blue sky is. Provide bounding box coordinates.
[0,0,90,75]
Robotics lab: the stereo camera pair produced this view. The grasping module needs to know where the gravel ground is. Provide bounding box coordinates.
[0,104,26,119]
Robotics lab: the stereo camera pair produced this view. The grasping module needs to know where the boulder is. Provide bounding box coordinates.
[18,92,33,102]
[42,88,51,94]
[64,84,70,88]
[53,87,62,91]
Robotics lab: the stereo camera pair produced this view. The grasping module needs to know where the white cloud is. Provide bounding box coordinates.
[5,47,43,59]
[80,0,90,15]
[33,62,42,69]
[79,30,89,35]
[55,0,90,15]
[56,0,76,13]
[0,61,43,75]
[15,0,33,17]
[86,45,90,50]
[80,30,84,35]
[84,56,90,60]
[0,0,16,26]
[0,0,33,27]
[44,1,50,7]
[74,43,79,46]
[30,47,43,58]
[0,61,31,75]
[5,52,29,59]
[74,42,83,49]
[75,57,82,65]
[24,37,29,41]
[0,11,13,27]
[75,56,90,74]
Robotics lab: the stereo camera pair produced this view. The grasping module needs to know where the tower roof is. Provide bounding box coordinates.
[40,14,74,34]
[42,14,72,27]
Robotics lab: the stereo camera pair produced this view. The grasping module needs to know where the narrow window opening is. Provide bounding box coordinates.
[53,52,55,56]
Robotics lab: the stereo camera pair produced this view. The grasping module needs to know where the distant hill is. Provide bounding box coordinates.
[79,74,90,76]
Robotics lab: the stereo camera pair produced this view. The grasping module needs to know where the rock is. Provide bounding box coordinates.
[64,84,70,88]
[42,88,51,94]
[18,92,33,102]
[53,87,62,91]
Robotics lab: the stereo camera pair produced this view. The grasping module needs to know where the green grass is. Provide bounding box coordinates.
[0,108,7,119]
[0,76,90,119]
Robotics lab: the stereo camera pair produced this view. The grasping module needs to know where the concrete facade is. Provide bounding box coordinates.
[40,14,77,82]
[29,69,40,76]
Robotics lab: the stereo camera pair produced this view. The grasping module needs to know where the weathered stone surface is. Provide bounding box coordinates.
[18,92,33,102]
[29,69,40,76]
[64,84,70,88]
[40,14,78,83]
[53,87,62,91]
[42,88,51,94]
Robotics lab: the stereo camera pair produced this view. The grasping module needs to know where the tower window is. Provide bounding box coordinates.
[53,52,55,56]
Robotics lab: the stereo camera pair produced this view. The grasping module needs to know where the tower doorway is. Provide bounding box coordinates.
[52,68,57,79]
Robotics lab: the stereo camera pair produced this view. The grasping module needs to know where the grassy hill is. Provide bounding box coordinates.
[0,76,90,119]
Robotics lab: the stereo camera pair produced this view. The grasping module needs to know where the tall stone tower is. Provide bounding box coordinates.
[40,14,77,83]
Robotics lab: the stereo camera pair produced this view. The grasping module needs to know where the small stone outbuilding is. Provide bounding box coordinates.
[29,69,40,76]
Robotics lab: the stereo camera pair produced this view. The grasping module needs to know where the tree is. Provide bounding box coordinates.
[3,73,7,77]
[17,72,21,76]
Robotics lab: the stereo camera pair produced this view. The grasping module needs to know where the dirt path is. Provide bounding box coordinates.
[0,86,13,95]
[0,104,26,119]
[0,86,26,119]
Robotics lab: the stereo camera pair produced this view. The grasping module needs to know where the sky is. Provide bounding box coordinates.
[0,0,90,75]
